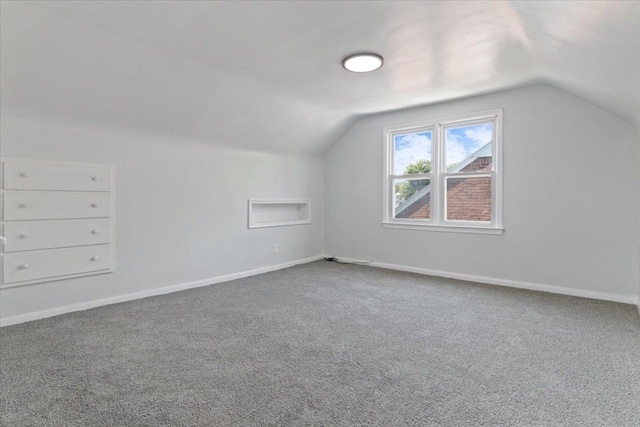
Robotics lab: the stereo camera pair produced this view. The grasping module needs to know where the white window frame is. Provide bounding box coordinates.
[382,109,503,235]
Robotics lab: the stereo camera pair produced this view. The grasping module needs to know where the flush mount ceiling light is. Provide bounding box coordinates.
[342,53,384,73]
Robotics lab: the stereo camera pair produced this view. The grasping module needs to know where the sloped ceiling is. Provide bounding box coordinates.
[2,1,639,154]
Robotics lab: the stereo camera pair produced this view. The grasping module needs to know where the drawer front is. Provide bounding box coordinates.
[3,244,111,284]
[3,161,111,191]
[3,192,111,220]
[2,219,111,252]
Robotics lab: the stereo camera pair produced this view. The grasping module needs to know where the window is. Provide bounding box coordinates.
[383,110,503,234]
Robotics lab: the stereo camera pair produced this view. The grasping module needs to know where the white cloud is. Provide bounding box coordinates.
[393,124,492,173]
[445,124,492,167]
[394,133,432,174]
[464,125,492,144]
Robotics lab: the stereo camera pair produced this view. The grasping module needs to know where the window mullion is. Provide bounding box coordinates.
[432,123,442,225]
[387,175,394,222]
[441,172,492,179]
[392,173,432,180]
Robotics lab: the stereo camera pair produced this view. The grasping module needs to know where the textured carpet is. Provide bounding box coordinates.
[1,261,639,426]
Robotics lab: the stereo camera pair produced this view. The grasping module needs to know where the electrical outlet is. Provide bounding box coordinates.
[273,244,279,254]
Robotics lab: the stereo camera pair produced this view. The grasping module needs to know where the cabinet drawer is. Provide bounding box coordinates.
[3,192,111,220]
[2,219,111,252]
[3,161,111,191]
[2,244,111,284]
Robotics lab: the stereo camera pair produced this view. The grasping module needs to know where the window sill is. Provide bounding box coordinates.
[381,222,504,235]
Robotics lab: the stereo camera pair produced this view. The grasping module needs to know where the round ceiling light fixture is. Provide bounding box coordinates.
[342,53,384,73]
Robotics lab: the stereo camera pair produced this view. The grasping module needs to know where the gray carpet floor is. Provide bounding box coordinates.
[1,261,639,426]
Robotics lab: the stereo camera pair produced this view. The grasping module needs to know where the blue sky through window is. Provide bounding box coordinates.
[445,123,493,169]
[394,131,432,175]
[393,124,493,174]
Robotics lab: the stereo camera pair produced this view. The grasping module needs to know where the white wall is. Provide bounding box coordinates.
[0,113,324,319]
[636,125,640,312]
[324,85,639,300]
[2,84,638,322]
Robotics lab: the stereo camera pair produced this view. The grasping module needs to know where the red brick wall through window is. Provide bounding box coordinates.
[395,156,491,221]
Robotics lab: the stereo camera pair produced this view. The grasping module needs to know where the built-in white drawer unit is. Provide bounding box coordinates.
[3,191,111,221]
[2,219,111,252]
[3,160,111,192]
[1,158,115,287]
[2,244,111,285]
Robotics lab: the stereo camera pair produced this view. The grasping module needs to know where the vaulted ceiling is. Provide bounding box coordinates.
[2,1,639,154]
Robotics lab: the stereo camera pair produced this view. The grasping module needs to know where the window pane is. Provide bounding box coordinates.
[446,176,491,222]
[394,131,432,175]
[394,178,430,219]
[445,123,493,172]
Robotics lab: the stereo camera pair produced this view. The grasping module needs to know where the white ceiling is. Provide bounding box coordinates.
[2,1,639,154]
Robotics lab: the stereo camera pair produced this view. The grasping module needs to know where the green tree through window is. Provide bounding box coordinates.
[396,159,431,203]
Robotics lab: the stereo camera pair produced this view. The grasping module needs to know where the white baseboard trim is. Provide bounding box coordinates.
[0,255,323,327]
[324,255,640,306]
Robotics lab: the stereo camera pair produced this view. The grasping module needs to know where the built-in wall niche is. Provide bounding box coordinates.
[248,199,311,229]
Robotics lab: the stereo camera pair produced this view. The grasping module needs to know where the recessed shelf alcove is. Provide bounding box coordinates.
[248,199,311,229]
